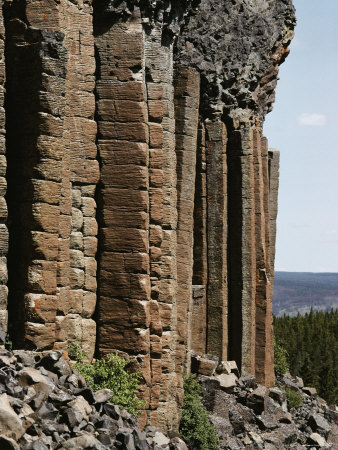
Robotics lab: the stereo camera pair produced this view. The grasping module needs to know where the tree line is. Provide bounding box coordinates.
[274,308,338,405]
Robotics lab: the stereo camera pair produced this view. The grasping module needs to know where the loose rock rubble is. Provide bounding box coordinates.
[193,355,338,449]
[0,347,336,449]
[0,349,187,449]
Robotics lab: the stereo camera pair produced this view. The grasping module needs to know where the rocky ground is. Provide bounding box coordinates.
[192,354,338,449]
[0,347,336,449]
[0,348,187,449]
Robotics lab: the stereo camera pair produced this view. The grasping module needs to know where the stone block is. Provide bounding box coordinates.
[32,203,60,233]
[99,272,150,300]
[83,218,98,237]
[31,232,58,260]
[70,232,83,251]
[69,268,85,289]
[98,141,148,166]
[81,197,96,218]
[191,352,218,376]
[27,261,57,294]
[98,326,150,355]
[31,180,61,205]
[96,80,145,101]
[97,99,146,122]
[0,285,8,309]
[97,297,150,327]
[149,123,163,148]
[101,164,148,189]
[24,293,57,323]
[59,215,72,239]
[84,257,97,277]
[101,228,148,253]
[148,100,163,122]
[84,274,97,292]
[24,322,56,350]
[83,291,96,318]
[83,236,97,257]
[98,121,148,143]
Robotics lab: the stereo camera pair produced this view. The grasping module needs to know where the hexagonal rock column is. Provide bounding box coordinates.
[174,66,200,381]
[144,25,178,430]
[55,0,98,361]
[227,125,256,376]
[0,8,8,334]
[205,121,228,361]
[94,9,152,428]
[4,3,67,348]
[253,130,274,387]
[4,0,98,355]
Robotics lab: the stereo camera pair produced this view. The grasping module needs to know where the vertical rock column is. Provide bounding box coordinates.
[205,121,228,360]
[144,26,178,430]
[55,0,98,360]
[4,1,67,348]
[227,126,256,374]
[268,148,280,383]
[0,9,8,333]
[261,136,274,386]
[268,149,280,285]
[94,11,151,422]
[174,66,200,370]
[253,128,272,384]
[192,124,208,354]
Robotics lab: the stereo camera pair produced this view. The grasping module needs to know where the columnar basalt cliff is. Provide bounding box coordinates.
[0,0,295,431]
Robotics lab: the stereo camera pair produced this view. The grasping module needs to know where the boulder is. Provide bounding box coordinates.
[0,434,20,449]
[190,352,218,376]
[303,386,317,396]
[247,385,267,414]
[215,373,238,391]
[308,432,329,448]
[62,432,106,449]
[308,413,331,437]
[0,394,25,440]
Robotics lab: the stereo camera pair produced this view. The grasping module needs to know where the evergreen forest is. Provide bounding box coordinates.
[274,309,338,405]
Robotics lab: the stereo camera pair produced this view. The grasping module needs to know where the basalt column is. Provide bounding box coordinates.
[144,25,178,430]
[0,8,7,334]
[253,129,274,386]
[268,149,280,284]
[56,0,98,360]
[174,67,200,371]
[5,2,66,348]
[94,10,152,427]
[205,121,228,360]
[191,124,208,354]
[227,126,256,375]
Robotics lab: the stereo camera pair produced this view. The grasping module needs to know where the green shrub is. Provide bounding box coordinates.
[274,338,289,376]
[68,342,86,363]
[179,375,219,450]
[72,350,146,417]
[283,387,303,410]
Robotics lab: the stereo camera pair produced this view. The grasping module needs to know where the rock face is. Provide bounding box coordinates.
[0,0,295,431]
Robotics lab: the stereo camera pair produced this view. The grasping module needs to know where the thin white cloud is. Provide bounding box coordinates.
[297,113,327,127]
[325,230,338,236]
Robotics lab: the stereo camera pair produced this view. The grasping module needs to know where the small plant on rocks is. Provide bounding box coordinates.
[283,387,303,410]
[180,375,219,450]
[72,351,146,417]
[67,341,86,362]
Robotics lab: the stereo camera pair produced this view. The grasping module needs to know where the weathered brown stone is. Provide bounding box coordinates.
[0,0,288,432]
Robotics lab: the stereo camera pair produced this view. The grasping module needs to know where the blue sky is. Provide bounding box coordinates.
[264,0,338,272]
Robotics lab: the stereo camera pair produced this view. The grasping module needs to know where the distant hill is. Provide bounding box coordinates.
[273,271,338,317]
